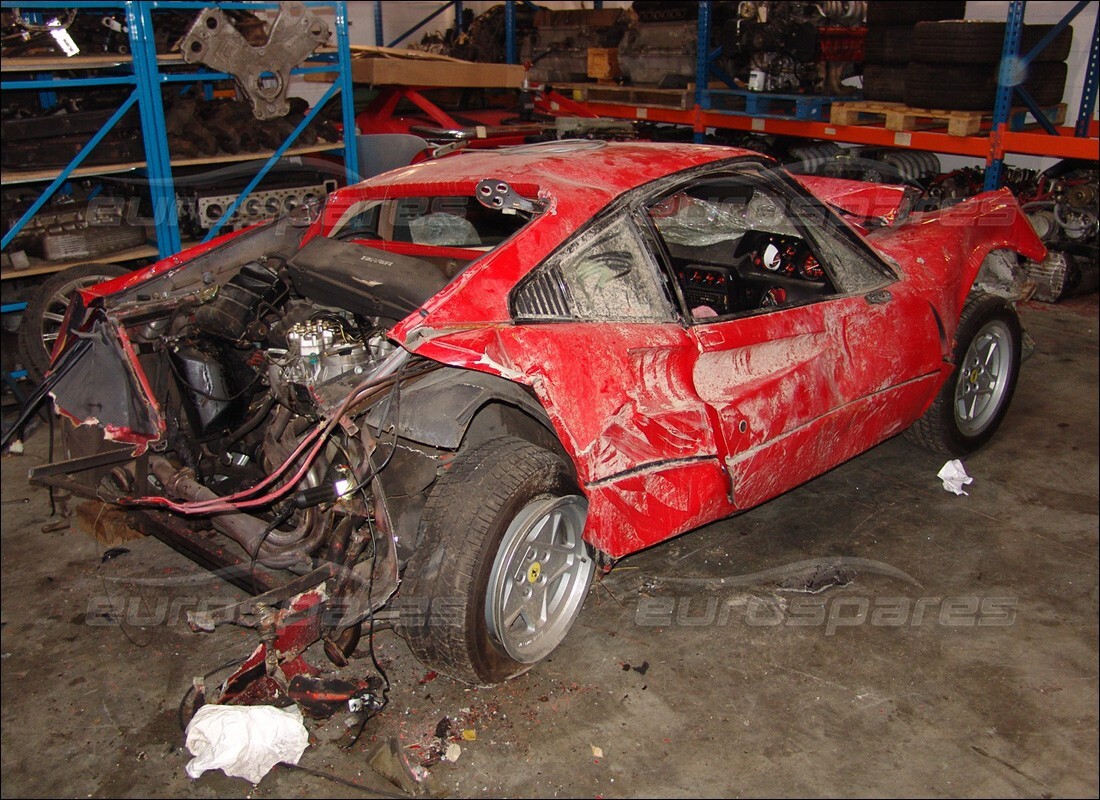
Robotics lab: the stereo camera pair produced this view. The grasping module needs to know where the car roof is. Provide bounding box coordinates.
[345,141,763,211]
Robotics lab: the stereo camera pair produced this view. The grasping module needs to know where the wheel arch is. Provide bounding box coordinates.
[370,364,565,458]
[367,365,579,559]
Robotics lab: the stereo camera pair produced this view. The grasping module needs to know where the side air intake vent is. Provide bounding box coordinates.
[510,264,575,321]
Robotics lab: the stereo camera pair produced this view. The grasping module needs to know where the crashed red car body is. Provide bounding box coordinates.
[38,142,1044,685]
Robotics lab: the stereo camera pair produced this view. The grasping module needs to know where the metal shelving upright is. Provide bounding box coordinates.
[1,0,360,278]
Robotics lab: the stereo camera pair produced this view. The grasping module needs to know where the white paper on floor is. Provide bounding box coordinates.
[184,703,309,784]
[937,459,973,496]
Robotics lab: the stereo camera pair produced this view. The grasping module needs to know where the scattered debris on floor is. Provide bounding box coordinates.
[778,562,855,593]
[287,674,375,720]
[937,459,974,495]
[74,500,145,545]
[367,736,429,794]
[184,703,310,784]
[100,546,129,563]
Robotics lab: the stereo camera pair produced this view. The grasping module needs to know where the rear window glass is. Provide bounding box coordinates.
[329,197,529,248]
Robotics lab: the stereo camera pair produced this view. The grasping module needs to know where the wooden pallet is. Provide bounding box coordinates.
[706,89,850,121]
[830,100,1067,136]
[561,83,694,110]
[562,84,852,119]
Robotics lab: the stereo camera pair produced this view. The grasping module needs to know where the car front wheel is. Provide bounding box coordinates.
[399,436,594,685]
[906,291,1022,456]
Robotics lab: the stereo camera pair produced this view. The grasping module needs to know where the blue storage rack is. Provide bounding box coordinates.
[1,0,360,271]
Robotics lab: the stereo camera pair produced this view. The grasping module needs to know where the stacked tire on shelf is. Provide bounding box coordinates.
[905,21,1073,110]
[862,1,966,102]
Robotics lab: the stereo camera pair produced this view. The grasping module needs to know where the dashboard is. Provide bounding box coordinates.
[673,230,832,318]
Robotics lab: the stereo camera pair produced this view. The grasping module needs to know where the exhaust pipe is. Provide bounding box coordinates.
[149,456,305,569]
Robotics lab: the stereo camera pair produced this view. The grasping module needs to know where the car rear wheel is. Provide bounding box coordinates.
[17,262,131,382]
[399,436,594,685]
[906,292,1022,456]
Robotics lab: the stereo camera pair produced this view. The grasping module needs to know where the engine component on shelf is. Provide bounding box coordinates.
[784,141,843,172]
[1,7,267,58]
[719,1,866,94]
[418,2,864,94]
[448,4,538,65]
[521,8,631,84]
[0,130,144,170]
[0,99,143,169]
[0,196,146,262]
[618,9,707,87]
[872,150,940,183]
[162,93,338,160]
[178,178,338,237]
[3,8,104,57]
[792,145,939,185]
[178,1,330,120]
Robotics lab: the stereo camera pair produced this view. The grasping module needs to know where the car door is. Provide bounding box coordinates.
[486,210,737,557]
[642,166,944,510]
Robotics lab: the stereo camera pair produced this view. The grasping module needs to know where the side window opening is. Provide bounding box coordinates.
[511,216,676,323]
[644,172,890,323]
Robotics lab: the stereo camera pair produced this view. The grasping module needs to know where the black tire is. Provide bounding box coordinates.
[863,26,914,65]
[17,262,132,382]
[912,21,1073,65]
[866,0,965,26]
[399,436,594,685]
[863,64,907,102]
[905,292,1022,456]
[904,60,1067,111]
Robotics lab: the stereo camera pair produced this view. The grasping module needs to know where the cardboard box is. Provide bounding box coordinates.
[587,48,620,82]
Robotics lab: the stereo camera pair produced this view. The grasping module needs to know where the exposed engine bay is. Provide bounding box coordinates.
[37,204,542,668]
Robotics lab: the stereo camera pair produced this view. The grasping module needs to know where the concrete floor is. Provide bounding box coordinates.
[2,297,1097,799]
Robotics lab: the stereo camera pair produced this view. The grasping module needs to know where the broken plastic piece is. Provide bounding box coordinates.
[368,737,428,793]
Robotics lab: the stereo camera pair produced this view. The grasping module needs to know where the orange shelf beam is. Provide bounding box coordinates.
[576,101,1099,162]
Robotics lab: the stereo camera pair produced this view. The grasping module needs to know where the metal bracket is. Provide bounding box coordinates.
[475,179,546,215]
[179,1,330,120]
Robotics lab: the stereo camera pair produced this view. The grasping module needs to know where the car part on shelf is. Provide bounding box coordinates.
[520,7,631,84]
[177,176,338,238]
[0,197,146,262]
[162,93,338,159]
[0,102,144,169]
[178,1,330,120]
[0,7,266,58]
[718,1,866,94]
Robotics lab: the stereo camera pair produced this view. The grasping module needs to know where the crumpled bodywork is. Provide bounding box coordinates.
[867,188,1046,326]
[40,141,1044,594]
[793,174,915,229]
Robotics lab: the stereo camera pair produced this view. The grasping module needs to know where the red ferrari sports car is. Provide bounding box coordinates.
[31,141,1044,686]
